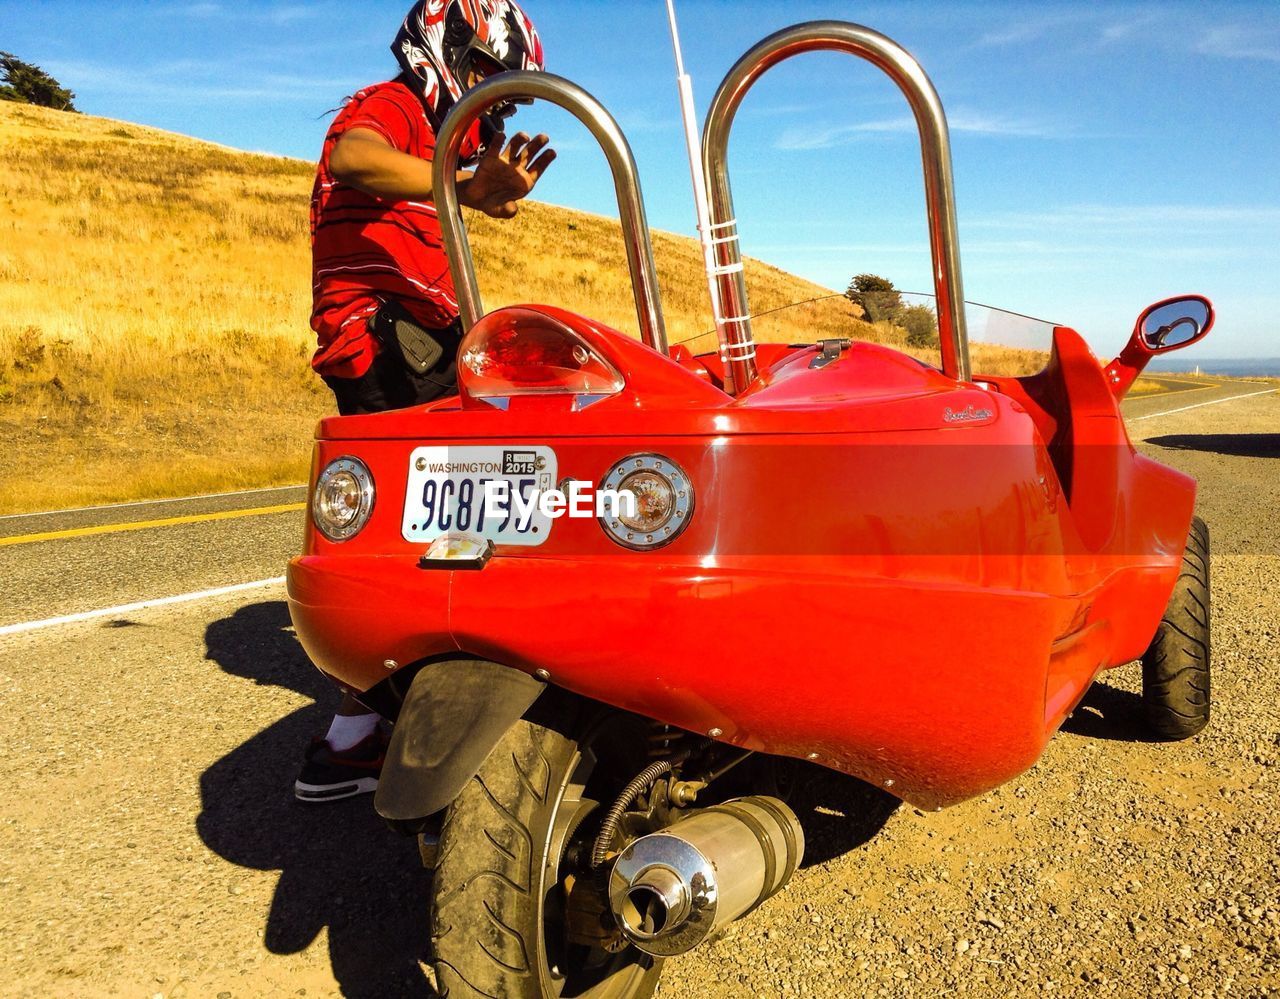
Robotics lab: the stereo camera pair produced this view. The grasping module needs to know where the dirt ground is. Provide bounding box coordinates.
[0,388,1277,998]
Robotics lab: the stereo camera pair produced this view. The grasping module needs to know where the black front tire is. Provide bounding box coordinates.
[1141,516,1211,740]
[430,699,661,998]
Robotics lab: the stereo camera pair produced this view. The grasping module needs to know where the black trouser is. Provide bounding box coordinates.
[322,309,462,417]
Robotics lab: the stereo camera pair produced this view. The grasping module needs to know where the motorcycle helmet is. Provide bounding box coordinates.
[393,0,545,160]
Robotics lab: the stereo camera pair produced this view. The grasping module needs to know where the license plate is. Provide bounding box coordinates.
[402,445,558,546]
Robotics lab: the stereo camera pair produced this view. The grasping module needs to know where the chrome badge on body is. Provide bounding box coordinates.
[943,404,994,424]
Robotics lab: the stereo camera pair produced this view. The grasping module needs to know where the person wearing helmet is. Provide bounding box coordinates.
[296,0,553,803]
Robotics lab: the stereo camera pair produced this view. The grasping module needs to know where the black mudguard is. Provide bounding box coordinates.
[374,659,546,822]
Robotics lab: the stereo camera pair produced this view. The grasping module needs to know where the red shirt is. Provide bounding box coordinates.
[310,81,458,378]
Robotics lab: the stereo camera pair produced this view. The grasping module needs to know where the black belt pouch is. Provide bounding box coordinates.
[371,301,456,375]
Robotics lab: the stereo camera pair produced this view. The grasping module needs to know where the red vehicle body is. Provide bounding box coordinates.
[286,19,1215,994]
[290,312,1196,810]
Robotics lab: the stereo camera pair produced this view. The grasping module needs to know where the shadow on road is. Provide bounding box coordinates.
[199,600,438,999]
[1060,679,1155,743]
[771,760,900,868]
[1147,433,1280,458]
[197,601,896,985]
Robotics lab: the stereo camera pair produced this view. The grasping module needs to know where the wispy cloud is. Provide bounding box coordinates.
[948,110,1070,138]
[758,239,1246,269]
[613,108,677,134]
[44,57,361,103]
[740,102,820,118]
[968,203,1280,232]
[750,243,925,256]
[963,240,1245,263]
[157,1,327,25]
[266,4,325,26]
[973,11,1099,48]
[753,240,1235,259]
[1194,25,1280,63]
[1097,14,1164,45]
[971,9,1260,59]
[775,109,1068,150]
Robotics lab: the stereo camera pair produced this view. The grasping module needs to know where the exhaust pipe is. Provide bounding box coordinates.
[607,795,804,956]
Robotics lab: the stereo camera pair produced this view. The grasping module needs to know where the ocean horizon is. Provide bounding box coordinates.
[1146,357,1280,378]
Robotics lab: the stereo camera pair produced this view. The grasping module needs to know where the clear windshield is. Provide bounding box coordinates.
[671,291,1058,377]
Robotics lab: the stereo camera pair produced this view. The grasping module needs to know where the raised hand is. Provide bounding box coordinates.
[459,131,556,219]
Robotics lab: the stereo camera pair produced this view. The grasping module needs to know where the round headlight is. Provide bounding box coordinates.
[599,454,694,550]
[312,457,375,542]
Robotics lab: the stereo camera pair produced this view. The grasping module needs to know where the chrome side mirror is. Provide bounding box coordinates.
[1105,294,1215,398]
[1136,295,1214,353]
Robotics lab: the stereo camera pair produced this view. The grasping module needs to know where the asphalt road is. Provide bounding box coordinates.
[0,381,1276,998]
[0,491,306,630]
[1122,379,1277,423]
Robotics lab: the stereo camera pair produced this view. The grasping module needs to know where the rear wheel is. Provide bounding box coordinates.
[1141,516,1211,739]
[429,698,662,998]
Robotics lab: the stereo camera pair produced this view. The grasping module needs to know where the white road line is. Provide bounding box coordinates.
[0,576,287,637]
[0,485,307,522]
[1130,388,1276,422]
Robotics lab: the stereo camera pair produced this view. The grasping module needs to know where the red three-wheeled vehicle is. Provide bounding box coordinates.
[288,19,1214,997]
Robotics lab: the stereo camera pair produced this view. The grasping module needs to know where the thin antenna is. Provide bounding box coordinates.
[665,0,727,352]
[665,0,688,76]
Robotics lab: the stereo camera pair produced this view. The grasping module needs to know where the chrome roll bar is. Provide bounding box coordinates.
[702,21,972,390]
[432,71,668,354]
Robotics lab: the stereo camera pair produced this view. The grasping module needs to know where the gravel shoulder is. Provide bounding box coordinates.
[0,388,1276,998]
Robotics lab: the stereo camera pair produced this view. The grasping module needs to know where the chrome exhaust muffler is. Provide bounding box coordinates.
[607,795,804,956]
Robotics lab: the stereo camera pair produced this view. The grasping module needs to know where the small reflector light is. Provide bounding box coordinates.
[419,532,495,570]
[458,307,624,403]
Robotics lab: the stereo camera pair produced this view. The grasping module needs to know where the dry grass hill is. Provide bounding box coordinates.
[0,101,1035,514]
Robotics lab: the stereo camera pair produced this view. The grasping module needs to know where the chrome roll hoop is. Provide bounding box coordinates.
[432,71,668,355]
[702,21,972,389]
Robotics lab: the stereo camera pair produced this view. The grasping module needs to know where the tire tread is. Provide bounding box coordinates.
[429,705,660,998]
[1142,516,1211,740]
[432,722,552,997]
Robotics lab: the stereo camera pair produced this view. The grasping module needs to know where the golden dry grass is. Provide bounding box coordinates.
[0,101,1038,515]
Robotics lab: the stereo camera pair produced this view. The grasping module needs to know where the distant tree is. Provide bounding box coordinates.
[899,302,940,348]
[845,273,902,323]
[0,52,78,112]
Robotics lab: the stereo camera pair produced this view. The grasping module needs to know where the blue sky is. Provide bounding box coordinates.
[5,0,1278,358]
